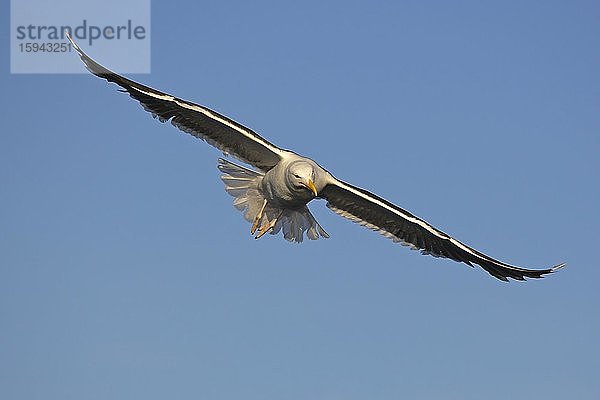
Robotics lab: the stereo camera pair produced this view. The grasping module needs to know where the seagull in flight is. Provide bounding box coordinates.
[67,32,564,281]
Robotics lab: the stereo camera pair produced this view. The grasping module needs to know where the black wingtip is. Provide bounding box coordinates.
[478,258,566,282]
[516,261,565,281]
[551,262,567,272]
[65,30,113,77]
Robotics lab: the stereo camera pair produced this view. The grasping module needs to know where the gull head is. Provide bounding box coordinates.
[287,161,318,197]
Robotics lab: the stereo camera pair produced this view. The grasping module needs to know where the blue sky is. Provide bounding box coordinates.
[2,1,599,399]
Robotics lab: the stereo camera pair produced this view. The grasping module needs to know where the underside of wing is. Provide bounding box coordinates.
[67,32,283,171]
[321,179,564,281]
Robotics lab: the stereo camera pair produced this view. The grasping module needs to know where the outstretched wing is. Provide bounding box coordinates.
[320,178,564,281]
[67,32,284,171]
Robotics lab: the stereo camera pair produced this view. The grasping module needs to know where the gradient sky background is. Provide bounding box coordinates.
[2,1,599,399]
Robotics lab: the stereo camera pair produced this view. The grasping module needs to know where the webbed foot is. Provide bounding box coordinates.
[250,199,268,235]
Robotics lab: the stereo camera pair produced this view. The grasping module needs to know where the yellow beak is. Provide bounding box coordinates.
[303,179,318,197]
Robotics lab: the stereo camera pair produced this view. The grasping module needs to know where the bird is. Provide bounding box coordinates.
[66,32,564,282]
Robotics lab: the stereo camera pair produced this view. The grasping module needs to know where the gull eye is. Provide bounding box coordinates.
[294,174,301,178]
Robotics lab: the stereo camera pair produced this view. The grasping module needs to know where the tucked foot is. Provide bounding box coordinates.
[251,199,268,235]
[254,221,275,239]
[254,211,283,240]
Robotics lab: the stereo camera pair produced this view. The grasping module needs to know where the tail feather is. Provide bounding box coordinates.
[218,158,263,223]
[232,196,248,211]
[271,208,329,243]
